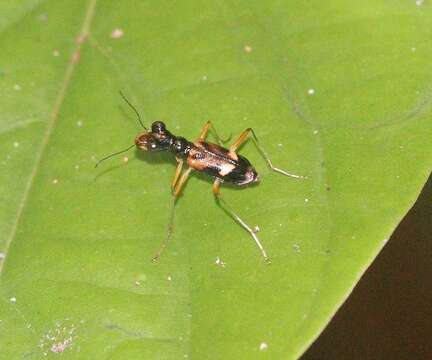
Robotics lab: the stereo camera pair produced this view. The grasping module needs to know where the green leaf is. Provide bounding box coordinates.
[1,1,431,359]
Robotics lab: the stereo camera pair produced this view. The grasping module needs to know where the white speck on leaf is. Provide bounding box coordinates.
[52,179,58,185]
[0,252,5,259]
[13,141,19,148]
[76,120,83,127]
[123,156,129,163]
[75,35,85,44]
[416,0,424,6]
[215,257,226,267]
[51,337,72,353]
[39,319,79,355]
[307,88,315,95]
[304,198,309,203]
[202,75,208,81]
[244,45,253,53]
[13,84,21,91]
[111,28,124,39]
[313,129,319,135]
[167,275,172,281]
[259,342,268,351]
[37,13,48,22]
[292,244,301,252]
[10,297,16,303]
[52,49,60,57]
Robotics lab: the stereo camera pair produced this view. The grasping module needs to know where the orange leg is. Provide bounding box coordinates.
[153,167,193,262]
[212,178,270,263]
[230,128,307,179]
[198,121,230,145]
[171,158,183,191]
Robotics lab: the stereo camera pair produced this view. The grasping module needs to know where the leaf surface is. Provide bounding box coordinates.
[0,1,431,359]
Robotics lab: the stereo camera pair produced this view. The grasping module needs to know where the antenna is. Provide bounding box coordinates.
[119,91,148,130]
[95,144,135,168]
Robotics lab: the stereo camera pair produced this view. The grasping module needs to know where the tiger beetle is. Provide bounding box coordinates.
[96,92,307,263]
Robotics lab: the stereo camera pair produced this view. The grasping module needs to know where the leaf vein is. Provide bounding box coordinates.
[0,0,99,277]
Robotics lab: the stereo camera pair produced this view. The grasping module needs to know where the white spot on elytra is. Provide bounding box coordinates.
[259,342,268,351]
[307,88,315,95]
[219,162,236,176]
[10,297,16,303]
[110,28,124,39]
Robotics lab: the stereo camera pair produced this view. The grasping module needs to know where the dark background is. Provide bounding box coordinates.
[302,175,431,360]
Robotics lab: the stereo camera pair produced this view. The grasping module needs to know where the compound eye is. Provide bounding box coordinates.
[151,121,166,134]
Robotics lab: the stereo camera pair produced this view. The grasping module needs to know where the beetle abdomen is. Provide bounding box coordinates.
[187,141,259,185]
